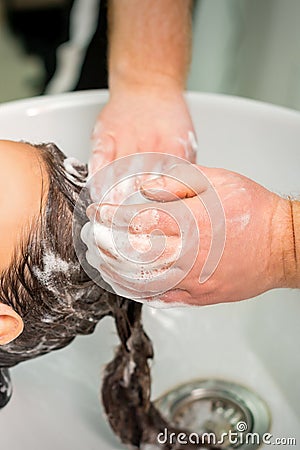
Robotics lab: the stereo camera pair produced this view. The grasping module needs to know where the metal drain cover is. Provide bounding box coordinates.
[155,379,271,449]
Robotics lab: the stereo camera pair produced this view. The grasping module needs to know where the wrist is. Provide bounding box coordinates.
[109,60,185,97]
[271,197,300,288]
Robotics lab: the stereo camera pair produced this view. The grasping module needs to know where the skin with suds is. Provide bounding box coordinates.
[85,163,299,307]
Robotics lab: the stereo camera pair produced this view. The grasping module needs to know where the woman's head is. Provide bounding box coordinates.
[0,140,110,368]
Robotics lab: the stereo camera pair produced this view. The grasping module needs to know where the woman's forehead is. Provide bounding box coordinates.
[0,140,48,273]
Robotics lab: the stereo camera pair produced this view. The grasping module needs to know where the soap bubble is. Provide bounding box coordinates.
[73,153,225,298]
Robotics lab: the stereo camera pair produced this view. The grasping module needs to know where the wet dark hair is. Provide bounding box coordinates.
[0,143,112,368]
[0,143,217,449]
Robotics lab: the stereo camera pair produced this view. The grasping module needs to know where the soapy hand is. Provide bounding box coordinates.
[81,160,293,307]
[89,87,197,176]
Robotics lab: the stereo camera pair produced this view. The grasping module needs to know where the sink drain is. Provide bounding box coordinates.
[155,379,271,449]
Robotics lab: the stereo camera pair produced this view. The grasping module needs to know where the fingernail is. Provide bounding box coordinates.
[140,176,180,202]
[140,176,165,192]
[140,183,163,201]
[140,188,169,202]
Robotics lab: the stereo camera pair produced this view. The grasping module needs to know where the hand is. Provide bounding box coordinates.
[89,86,197,175]
[82,163,295,307]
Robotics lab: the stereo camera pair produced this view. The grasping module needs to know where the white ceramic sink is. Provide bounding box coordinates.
[0,91,299,449]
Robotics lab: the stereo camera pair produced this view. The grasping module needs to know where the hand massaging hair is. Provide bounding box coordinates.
[0,143,217,450]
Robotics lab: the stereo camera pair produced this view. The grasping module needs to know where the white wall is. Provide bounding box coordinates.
[188,0,300,111]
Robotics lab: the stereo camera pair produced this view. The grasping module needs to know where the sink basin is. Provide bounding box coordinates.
[0,91,299,449]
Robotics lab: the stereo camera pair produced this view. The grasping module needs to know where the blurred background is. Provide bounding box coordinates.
[0,0,299,110]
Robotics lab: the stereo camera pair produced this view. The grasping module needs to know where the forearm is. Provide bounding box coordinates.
[108,0,193,92]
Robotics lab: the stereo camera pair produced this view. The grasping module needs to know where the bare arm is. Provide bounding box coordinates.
[108,0,193,92]
[89,0,196,174]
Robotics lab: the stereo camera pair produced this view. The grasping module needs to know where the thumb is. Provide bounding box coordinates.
[140,163,209,202]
